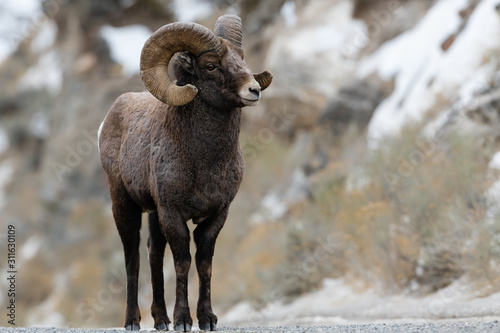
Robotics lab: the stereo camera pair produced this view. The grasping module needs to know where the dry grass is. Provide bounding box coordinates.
[283,120,500,296]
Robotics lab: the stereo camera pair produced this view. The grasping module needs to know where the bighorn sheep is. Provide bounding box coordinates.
[98,15,272,332]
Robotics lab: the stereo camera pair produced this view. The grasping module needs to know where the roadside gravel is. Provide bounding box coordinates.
[1,321,500,333]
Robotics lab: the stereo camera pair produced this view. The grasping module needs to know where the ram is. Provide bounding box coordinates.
[98,15,272,332]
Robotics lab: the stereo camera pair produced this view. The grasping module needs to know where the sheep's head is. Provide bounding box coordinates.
[140,15,273,108]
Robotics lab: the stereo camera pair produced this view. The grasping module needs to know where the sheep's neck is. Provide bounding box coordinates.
[172,102,242,160]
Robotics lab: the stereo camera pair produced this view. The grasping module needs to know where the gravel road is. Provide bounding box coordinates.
[1,321,500,333]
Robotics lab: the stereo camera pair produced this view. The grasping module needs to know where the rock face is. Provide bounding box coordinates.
[427,73,500,142]
[319,79,386,137]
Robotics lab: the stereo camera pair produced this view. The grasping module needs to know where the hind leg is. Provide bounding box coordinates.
[148,212,170,330]
[111,185,143,331]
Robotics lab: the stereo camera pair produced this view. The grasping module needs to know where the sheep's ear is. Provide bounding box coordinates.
[254,70,273,91]
[177,52,196,76]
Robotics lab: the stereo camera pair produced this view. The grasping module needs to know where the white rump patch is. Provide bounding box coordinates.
[97,120,104,152]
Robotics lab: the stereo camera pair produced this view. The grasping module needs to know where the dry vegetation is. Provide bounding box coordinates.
[215,115,500,307]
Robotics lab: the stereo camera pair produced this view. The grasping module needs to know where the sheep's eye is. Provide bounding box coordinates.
[205,64,216,71]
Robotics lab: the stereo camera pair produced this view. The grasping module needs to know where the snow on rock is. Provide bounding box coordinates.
[266,0,363,101]
[0,160,14,210]
[30,20,58,53]
[486,179,500,214]
[359,0,500,142]
[0,128,9,154]
[21,235,43,261]
[489,151,500,170]
[0,0,42,64]
[433,0,500,93]
[261,192,288,221]
[171,0,214,22]
[250,169,309,224]
[18,50,63,94]
[280,1,297,28]
[99,24,152,77]
[29,110,50,139]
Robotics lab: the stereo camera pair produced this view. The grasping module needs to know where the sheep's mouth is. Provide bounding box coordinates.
[241,97,260,106]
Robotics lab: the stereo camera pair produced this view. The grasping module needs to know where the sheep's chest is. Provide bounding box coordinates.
[153,140,243,221]
[145,104,244,220]
[185,165,241,221]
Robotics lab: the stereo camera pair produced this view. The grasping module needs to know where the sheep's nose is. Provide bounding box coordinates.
[249,86,261,99]
[239,79,262,105]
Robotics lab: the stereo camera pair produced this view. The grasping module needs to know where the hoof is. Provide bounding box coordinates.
[174,323,191,332]
[199,322,217,331]
[125,323,141,331]
[156,322,168,331]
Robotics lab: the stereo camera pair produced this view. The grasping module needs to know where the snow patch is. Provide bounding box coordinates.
[0,161,14,210]
[30,20,58,53]
[489,151,500,170]
[0,0,42,64]
[457,62,496,106]
[222,277,500,326]
[281,1,297,27]
[267,0,362,98]
[37,312,65,327]
[222,302,255,323]
[21,236,43,261]
[18,50,63,94]
[0,128,9,154]
[29,110,50,139]
[359,0,500,143]
[486,179,500,210]
[171,0,214,22]
[262,192,288,220]
[432,0,500,93]
[283,1,360,61]
[250,169,309,224]
[100,24,152,77]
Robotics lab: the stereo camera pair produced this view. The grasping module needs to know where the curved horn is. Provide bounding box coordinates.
[140,22,222,106]
[214,14,243,48]
[254,70,273,91]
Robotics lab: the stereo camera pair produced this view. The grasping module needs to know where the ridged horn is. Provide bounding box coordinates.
[214,14,243,48]
[140,22,222,106]
[254,70,273,91]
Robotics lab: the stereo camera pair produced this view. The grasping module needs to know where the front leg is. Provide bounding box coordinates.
[158,208,193,332]
[148,212,170,330]
[193,207,228,331]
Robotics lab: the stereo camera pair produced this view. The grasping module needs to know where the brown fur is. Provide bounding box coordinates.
[99,39,267,332]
